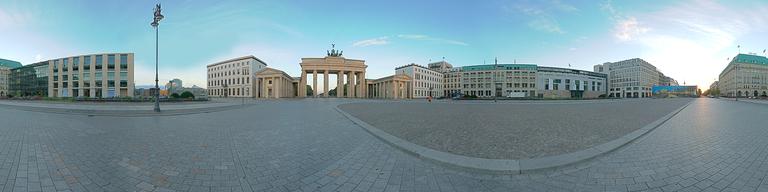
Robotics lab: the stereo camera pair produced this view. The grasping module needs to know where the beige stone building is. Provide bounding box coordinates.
[0,68,9,97]
[718,53,768,97]
[254,67,297,98]
[595,58,661,98]
[299,47,367,98]
[428,61,462,97]
[49,53,135,98]
[396,63,444,98]
[367,74,412,99]
[207,55,267,98]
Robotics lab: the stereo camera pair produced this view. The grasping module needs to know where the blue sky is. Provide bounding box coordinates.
[1,0,767,90]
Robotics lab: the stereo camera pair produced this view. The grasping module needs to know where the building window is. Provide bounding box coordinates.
[63,59,68,72]
[73,57,79,70]
[95,55,103,69]
[120,54,128,69]
[84,56,91,69]
[108,54,115,69]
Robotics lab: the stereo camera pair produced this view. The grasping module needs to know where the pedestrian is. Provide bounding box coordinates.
[428,95,432,103]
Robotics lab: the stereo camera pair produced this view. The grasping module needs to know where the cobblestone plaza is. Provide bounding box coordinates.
[0,98,767,192]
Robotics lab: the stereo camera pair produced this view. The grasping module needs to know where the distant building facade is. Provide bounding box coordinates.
[396,63,444,98]
[367,74,412,99]
[166,78,183,94]
[0,58,22,97]
[48,53,135,98]
[429,61,462,97]
[6,53,134,98]
[597,58,662,98]
[709,81,719,96]
[460,64,538,98]
[9,62,50,97]
[254,67,297,98]
[536,67,607,98]
[718,53,768,97]
[206,55,267,98]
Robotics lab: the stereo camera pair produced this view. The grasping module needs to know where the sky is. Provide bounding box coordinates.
[1,0,767,91]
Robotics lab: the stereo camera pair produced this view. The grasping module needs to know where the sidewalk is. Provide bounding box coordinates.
[0,100,249,116]
[717,97,768,105]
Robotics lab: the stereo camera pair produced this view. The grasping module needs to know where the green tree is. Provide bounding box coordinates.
[170,93,180,99]
[306,85,313,96]
[328,84,348,96]
[697,89,702,97]
[180,91,195,99]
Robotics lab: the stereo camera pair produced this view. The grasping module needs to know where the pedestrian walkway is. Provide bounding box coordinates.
[0,98,766,191]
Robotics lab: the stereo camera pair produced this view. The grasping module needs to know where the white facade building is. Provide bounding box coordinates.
[207,55,267,98]
[460,64,538,98]
[537,67,607,98]
[596,58,661,98]
[396,63,444,98]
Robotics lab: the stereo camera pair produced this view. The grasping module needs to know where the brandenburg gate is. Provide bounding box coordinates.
[299,45,367,98]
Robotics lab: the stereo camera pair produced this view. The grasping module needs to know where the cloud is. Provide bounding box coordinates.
[615,17,649,41]
[608,0,768,91]
[601,1,650,41]
[528,18,565,34]
[0,6,34,28]
[550,0,580,12]
[396,34,468,46]
[503,0,578,34]
[34,54,42,62]
[352,36,389,47]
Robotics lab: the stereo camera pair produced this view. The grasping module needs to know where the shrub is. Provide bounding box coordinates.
[180,91,194,99]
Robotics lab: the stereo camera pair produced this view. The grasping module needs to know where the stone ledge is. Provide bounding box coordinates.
[335,99,692,174]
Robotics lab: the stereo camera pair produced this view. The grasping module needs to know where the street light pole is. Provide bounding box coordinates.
[494,57,498,103]
[151,4,164,112]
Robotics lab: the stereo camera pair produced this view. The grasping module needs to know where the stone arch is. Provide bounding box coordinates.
[754,90,759,97]
[738,91,742,97]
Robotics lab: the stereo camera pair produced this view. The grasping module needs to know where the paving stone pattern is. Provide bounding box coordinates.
[339,98,692,159]
[0,98,767,191]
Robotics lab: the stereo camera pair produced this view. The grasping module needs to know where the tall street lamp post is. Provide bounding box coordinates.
[151,4,164,112]
[494,57,498,103]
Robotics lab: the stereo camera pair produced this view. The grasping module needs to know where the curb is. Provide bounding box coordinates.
[0,103,249,117]
[335,99,693,174]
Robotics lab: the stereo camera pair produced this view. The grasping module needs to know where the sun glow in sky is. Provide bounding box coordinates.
[1,0,767,90]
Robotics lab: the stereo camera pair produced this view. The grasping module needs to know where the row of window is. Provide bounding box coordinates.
[209,87,250,96]
[53,54,128,72]
[208,60,257,71]
[463,83,536,89]
[209,77,250,86]
[52,80,128,88]
[53,72,128,82]
[209,67,250,78]
[463,90,536,97]
[544,79,603,91]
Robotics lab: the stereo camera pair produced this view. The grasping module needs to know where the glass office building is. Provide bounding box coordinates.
[6,53,134,98]
[9,62,49,97]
